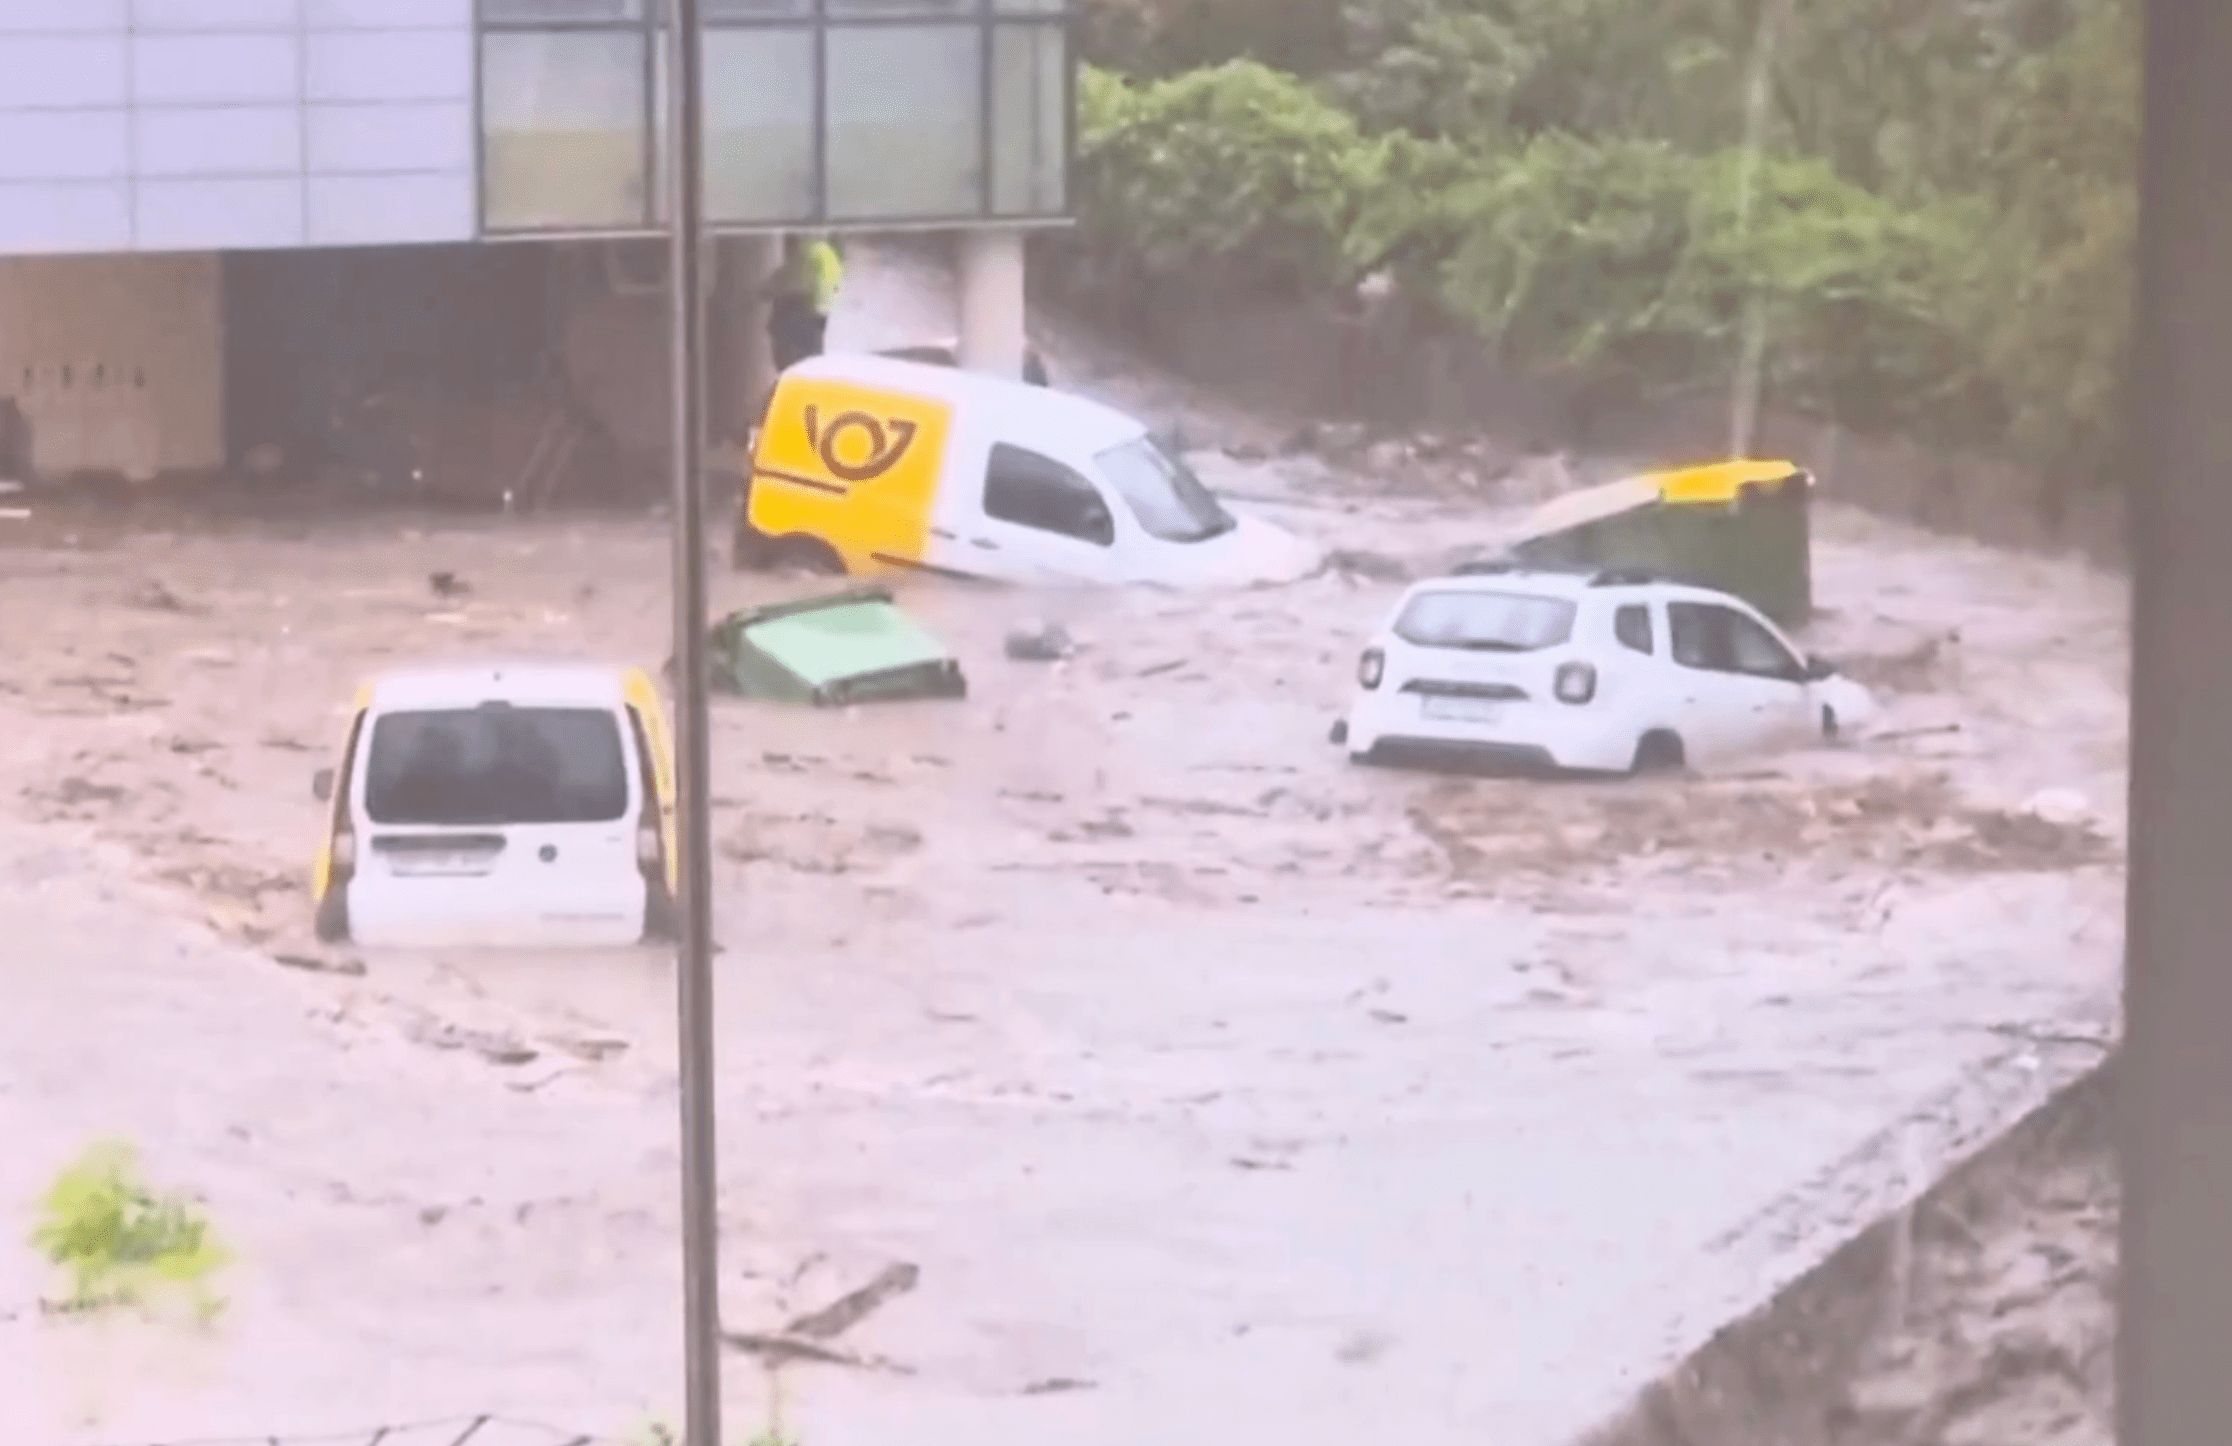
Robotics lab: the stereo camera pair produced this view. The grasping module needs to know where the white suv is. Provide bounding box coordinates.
[1331,564,1877,775]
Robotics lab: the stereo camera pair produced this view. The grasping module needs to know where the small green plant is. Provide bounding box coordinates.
[623,1382,797,1446]
[29,1141,229,1320]
[622,1422,795,1446]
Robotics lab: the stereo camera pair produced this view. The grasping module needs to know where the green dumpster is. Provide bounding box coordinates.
[708,586,968,707]
[1502,459,1815,627]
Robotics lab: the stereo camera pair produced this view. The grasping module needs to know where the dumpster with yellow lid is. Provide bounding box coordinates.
[1500,458,1815,627]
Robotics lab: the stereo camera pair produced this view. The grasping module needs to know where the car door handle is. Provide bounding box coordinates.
[971,538,1000,550]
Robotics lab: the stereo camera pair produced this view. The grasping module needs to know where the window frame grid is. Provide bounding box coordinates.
[473,0,1075,237]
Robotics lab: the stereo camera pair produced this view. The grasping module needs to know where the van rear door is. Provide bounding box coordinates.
[344,701,647,949]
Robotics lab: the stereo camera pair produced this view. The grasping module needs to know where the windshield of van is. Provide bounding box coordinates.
[363,706,629,827]
[1394,590,1578,652]
[1095,436,1236,544]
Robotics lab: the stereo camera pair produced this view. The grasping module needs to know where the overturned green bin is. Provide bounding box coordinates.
[1502,459,1816,627]
[708,586,968,707]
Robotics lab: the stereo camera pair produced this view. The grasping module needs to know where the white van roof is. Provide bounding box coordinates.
[791,351,1147,454]
[1403,566,1760,611]
[366,662,634,712]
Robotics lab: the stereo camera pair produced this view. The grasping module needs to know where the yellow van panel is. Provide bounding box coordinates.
[622,667,680,895]
[310,687,372,904]
[748,376,953,572]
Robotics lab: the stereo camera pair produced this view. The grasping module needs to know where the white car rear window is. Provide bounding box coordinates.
[1394,590,1577,652]
[364,706,629,827]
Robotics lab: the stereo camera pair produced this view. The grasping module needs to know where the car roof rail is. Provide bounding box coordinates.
[1589,567,1661,587]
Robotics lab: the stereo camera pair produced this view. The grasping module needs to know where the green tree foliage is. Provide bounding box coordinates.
[1073,61,1397,300]
[1963,0,2138,483]
[1068,0,2136,491]
[1332,0,1748,150]
[1433,137,1987,429]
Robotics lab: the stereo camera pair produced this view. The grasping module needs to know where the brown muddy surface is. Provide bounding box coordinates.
[0,485,2125,981]
[0,468,2127,1446]
[0,241,2131,1446]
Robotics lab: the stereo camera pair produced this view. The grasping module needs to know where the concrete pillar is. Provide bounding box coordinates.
[956,228,1028,381]
[709,234,780,447]
[736,235,779,432]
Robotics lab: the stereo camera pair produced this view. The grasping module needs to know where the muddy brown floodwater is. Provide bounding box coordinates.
[0,469,2126,1003]
[0,242,2132,1445]
[1,449,2126,1442]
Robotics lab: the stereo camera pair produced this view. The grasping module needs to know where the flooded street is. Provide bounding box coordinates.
[0,244,2130,1445]
[0,474,2127,1027]
[0,465,2126,1445]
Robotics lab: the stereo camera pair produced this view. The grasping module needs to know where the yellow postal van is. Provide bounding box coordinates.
[734,354,1319,588]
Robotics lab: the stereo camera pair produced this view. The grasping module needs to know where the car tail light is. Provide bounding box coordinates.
[329,825,357,877]
[1358,648,1385,690]
[1554,661,1597,705]
[637,823,663,871]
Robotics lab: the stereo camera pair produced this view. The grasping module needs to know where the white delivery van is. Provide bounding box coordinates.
[310,662,679,950]
[733,353,1320,588]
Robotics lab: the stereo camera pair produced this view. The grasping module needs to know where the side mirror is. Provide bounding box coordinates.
[312,767,335,803]
[1804,654,1837,681]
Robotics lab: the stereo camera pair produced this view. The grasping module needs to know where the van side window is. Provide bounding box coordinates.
[983,444,1115,546]
[1613,603,1654,655]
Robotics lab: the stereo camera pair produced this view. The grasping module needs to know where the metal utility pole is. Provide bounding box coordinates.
[663,0,724,1441]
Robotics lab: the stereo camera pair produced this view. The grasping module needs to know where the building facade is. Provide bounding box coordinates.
[0,0,1072,480]
[0,0,1070,252]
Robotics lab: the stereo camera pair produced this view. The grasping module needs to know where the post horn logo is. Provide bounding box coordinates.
[803,405,920,484]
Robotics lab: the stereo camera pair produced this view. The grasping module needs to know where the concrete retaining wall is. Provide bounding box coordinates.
[1573,1055,2117,1446]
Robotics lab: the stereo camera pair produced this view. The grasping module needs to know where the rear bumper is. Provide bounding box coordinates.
[334,880,652,950]
[1344,695,1636,774]
[1358,736,1564,774]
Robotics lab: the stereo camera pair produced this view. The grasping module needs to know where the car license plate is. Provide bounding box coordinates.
[388,851,490,877]
[1422,696,1506,724]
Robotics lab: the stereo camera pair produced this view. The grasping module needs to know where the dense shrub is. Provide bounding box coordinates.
[1072,61,1394,301]
[1067,0,2135,489]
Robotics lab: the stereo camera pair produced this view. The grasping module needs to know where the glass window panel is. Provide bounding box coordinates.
[992,0,1066,12]
[482,0,645,21]
[649,35,817,227]
[689,28,817,224]
[991,21,1065,215]
[825,24,984,220]
[703,0,815,16]
[826,0,981,15]
[481,30,650,232]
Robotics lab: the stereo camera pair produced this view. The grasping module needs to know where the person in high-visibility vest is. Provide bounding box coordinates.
[766,235,844,374]
[803,235,844,316]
